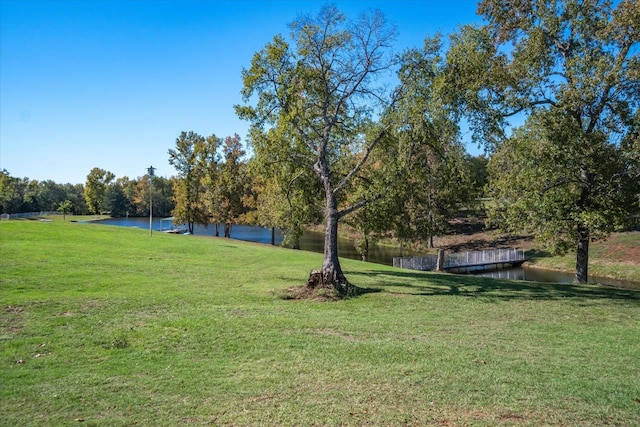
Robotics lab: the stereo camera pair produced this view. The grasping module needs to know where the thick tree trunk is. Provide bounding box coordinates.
[575,226,589,284]
[435,249,445,271]
[306,189,355,297]
[322,198,349,287]
[271,227,275,246]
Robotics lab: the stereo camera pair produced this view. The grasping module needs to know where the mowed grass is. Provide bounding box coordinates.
[1,220,639,426]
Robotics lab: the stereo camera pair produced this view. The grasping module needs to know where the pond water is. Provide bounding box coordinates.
[475,265,640,290]
[91,217,407,264]
[90,217,639,290]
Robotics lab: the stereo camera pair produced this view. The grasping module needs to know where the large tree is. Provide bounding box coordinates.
[447,0,639,283]
[208,134,251,238]
[236,5,403,296]
[168,131,211,234]
[391,40,474,249]
[84,167,115,215]
[488,110,639,269]
[101,181,129,217]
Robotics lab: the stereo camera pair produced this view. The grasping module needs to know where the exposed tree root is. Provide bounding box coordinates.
[281,270,380,301]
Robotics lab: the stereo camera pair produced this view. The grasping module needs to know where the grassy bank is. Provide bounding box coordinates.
[527,232,640,283]
[1,219,639,426]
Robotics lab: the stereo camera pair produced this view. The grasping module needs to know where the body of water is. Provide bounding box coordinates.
[475,266,640,290]
[90,217,639,289]
[91,216,406,264]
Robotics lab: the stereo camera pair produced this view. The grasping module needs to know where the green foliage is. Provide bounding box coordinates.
[207,134,252,238]
[84,167,115,215]
[101,182,129,217]
[129,175,173,218]
[1,170,87,215]
[466,154,489,198]
[378,38,474,248]
[488,111,637,254]
[450,0,640,282]
[56,200,73,220]
[0,170,26,213]
[246,155,322,248]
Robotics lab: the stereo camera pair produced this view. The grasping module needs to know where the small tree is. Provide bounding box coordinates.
[245,137,323,249]
[488,110,639,268]
[57,200,73,220]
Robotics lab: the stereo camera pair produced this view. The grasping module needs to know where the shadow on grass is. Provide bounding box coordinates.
[346,269,640,302]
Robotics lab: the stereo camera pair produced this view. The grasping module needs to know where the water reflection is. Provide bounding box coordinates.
[476,266,640,289]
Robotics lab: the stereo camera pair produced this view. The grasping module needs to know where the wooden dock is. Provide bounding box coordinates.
[393,248,527,273]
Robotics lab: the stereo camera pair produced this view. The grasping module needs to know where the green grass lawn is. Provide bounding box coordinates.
[1,219,639,426]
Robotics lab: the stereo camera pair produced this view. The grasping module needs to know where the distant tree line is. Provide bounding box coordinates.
[0,168,175,218]
[82,167,174,218]
[1,169,87,215]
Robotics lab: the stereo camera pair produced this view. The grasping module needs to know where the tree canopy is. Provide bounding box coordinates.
[84,167,115,215]
[168,131,213,234]
[447,0,639,282]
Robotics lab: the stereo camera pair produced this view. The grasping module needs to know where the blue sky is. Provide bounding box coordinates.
[1,0,483,184]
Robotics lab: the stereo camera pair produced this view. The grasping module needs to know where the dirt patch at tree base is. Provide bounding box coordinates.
[284,285,343,301]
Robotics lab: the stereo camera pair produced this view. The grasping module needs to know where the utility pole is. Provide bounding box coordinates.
[148,166,155,237]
